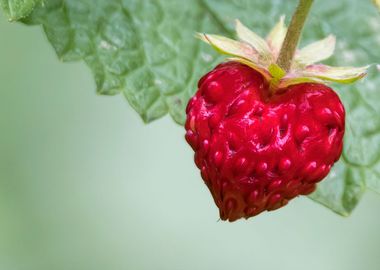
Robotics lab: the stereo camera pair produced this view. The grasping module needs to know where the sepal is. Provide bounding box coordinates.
[293,35,336,68]
[266,16,287,58]
[197,17,369,90]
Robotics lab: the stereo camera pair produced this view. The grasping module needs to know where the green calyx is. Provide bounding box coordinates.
[197,17,369,90]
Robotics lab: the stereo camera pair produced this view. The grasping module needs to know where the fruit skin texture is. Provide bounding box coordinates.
[185,61,345,221]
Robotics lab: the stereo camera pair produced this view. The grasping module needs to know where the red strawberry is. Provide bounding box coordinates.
[185,61,344,221]
[185,19,367,221]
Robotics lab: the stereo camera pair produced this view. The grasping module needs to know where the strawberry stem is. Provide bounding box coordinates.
[276,0,314,72]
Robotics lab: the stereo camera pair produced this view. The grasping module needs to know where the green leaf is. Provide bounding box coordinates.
[0,0,42,20]
[18,0,231,123]
[5,0,380,216]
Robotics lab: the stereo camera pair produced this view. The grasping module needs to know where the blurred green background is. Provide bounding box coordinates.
[1,11,380,270]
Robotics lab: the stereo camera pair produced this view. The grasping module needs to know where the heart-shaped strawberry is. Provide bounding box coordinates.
[185,18,367,221]
[186,61,344,221]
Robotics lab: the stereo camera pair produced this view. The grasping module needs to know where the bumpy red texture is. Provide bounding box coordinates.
[185,62,345,221]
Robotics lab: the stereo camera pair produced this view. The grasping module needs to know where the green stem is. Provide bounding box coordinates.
[276,0,314,71]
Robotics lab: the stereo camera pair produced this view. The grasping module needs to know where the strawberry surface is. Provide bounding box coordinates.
[185,61,345,221]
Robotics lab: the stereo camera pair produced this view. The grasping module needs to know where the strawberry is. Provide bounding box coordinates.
[185,18,368,221]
